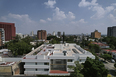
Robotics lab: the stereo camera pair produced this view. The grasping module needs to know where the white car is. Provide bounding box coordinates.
[111,59,115,63]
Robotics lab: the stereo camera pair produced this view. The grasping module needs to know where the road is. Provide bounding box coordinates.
[104,62,116,77]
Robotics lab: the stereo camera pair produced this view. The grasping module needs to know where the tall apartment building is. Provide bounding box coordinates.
[0,22,16,41]
[107,26,116,37]
[91,30,101,39]
[37,30,47,40]
[52,31,55,36]
[57,32,61,37]
[22,43,95,76]
[0,28,5,46]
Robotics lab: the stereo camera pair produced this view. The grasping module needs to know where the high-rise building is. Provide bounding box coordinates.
[57,31,61,37]
[52,31,55,36]
[0,28,5,46]
[107,26,116,37]
[37,30,47,40]
[91,30,101,39]
[0,22,16,41]
[30,31,34,36]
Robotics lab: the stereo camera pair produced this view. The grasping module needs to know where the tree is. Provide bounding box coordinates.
[102,36,116,49]
[82,57,108,77]
[5,36,33,56]
[89,44,101,53]
[70,61,84,77]
[7,40,32,56]
[101,54,112,61]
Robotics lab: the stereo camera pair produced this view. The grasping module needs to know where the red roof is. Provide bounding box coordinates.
[50,70,68,73]
[103,49,116,53]
[92,42,108,46]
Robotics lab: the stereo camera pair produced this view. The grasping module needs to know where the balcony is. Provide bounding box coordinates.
[50,56,74,59]
[24,71,49,75]
[67,62,75,66]
[24,65,49,69]
[22,59,49,62]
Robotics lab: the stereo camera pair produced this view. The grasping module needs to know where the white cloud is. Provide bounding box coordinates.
[40,19,46,23]
[47,18,52,21]
[105,6,114,13]
[78,0,115,19]
[108,14,116,23]
[71,19,87,25]
[0,16,7,20]
[44,0,56,8]
[78,19,87,23]
[78,0,98,7]
[67,11,75,20]
[90,5,114,19]
[111,3,116,6]
[53,7,66,20]
[90,5,105,19]
[8,13,34,23]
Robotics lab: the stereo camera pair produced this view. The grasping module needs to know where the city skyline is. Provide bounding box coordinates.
[0,0,116,34]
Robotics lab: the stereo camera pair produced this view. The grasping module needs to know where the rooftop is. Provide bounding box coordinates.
[24,43,91,58]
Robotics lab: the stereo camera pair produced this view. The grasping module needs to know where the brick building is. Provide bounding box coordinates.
[0,22,16,41]
[37,30,47,40]
[91,30,101,39]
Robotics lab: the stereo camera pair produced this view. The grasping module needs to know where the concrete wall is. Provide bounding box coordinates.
[0,66,12,75]
[2,58,22,62]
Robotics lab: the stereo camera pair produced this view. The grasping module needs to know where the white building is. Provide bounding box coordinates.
[16,33,23,39]
[0,28,5,44]
[52,31,55,36]
[30,31,34,36]
[22,43,95,76]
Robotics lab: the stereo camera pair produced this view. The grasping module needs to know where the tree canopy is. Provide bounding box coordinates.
[5,36,33,56]
[82,57,108,77]
[101,54,112,61]
[70,61,84,77]
[102,36,116,49]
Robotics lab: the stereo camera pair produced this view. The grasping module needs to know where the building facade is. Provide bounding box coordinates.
[57,32,61,37]
[107,26,116,37]
[0,22,16,41]
[37,30,47,40]
[22,43,95,76]
[0,28,5,46]
[91,30,101,39]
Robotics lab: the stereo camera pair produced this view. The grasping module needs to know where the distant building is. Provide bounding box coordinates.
[16,33,23,39]
[37,30,47,40]
[0,28,5,46]
[91,30,101,39]
[107,26,116,37]
[0,22,16,41]
[57,31,61,37]
[52,31,55,36]
[30,31,34,36]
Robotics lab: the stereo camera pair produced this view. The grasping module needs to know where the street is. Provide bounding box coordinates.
[104,62,116,77]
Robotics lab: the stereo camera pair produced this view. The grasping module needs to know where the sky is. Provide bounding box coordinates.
[0,0,116,35]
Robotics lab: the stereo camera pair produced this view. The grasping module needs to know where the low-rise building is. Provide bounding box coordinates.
[91,30,101,39]
[91,42,109,49]
[22,43,95,76]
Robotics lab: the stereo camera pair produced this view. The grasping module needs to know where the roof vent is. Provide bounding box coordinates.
[63,51,67,56]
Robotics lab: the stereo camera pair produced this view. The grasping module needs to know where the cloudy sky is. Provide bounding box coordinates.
[0,0,116,35]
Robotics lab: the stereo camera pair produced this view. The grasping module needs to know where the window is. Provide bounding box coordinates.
[36,69,38,71]
[35,62,37,65]
[44,69,49,71]
[44,63,49,65]
[68,59,73,62]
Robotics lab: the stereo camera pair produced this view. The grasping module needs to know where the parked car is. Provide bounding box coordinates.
[111,59,115,63]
